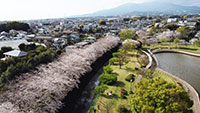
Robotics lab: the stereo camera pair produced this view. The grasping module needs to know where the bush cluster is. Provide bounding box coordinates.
[99,74,117,85]
[109,57,118,65]
[125,74,135,82]
[103,66,113,74]
[18,43,36,51]
[95,85,108,95]
[0,46,13,58]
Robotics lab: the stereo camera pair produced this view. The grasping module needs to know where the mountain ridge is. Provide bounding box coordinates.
[71,2,200,17]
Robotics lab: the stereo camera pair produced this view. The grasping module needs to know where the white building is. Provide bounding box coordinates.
[167,18,177,23]
[4,50,27,58]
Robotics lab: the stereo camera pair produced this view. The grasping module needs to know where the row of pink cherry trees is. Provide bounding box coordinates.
[0,36,120,113]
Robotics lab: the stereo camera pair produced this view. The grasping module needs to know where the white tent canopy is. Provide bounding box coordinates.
[4,50,27,57]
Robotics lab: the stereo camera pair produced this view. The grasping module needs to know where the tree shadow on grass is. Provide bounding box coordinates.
[113,81,125,87]
[125,66,135,73]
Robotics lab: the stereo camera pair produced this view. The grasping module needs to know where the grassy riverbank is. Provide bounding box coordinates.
[144,44,200,54]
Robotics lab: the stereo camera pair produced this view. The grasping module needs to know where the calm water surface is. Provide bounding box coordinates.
[155,53,200,93]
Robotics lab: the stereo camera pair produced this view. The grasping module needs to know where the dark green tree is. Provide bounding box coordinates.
[18,43,26,51]
[99,74,117,85]
[95,85,108,95]
[1,46,13,53]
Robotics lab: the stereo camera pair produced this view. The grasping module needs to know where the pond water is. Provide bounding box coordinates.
[155,53,200,93]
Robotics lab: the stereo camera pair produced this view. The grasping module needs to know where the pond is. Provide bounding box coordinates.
[155,53,200,94]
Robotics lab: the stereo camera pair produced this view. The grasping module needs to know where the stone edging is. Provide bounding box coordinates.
[150,50,200,113]
[153,49,200,57]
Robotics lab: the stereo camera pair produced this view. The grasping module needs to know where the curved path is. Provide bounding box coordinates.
[151,49,200,113]
[141,50,153,69]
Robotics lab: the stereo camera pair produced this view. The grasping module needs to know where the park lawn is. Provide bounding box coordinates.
[91,51,141,113]
[144,44,200,54]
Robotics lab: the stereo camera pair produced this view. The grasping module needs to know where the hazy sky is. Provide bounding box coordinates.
[0,0,199,21]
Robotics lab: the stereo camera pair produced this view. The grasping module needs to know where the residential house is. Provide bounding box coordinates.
[0,36,10,41]
[52,38,66,49]
[167,18,177,23]
[0,31,10,38]
[69,33,80,44]
[85,37,96,43]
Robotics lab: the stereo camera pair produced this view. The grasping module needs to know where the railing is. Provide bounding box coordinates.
[89,92,100,113]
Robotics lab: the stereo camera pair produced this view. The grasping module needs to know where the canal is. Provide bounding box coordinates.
[72,61,108,113]
[155,53,200,93]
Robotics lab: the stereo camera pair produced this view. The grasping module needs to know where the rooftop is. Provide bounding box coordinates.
[3,50,27,57]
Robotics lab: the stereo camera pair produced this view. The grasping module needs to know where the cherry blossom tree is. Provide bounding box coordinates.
[0,36,120,113]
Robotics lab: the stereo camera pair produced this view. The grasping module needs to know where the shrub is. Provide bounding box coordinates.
[1,46,13,53]
[99,74,117,85]
[56,49,62,55]
[158,38,172,43]
[26,43,36,51]
[117,105,128,113]
[0,50,3,58]
[98,20,106,25]
[125,74,135,82]
[95,85,108,95]
[18,43,26,51]
[112,52,120,57]
[109,57,118,65]
[129,90,133,94]
[121,88,128,99]
[135,67,139,70]
[103,66,113,74]
[178,47,198,51]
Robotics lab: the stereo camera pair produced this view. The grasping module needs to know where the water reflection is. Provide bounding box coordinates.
[155,53,200,93]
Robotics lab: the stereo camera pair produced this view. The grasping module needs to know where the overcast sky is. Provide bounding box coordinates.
[0,0,200,21]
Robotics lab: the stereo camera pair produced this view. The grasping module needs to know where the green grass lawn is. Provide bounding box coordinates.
[90,51,141,113]
[144,43,200,54]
